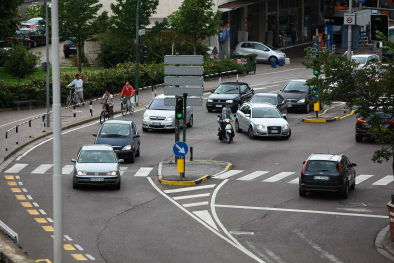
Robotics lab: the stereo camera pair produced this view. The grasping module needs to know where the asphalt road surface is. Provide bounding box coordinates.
[1,67,393,263]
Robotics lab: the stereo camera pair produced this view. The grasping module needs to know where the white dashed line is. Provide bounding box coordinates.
[172,193,210,200]
[39,209,46,215]
[27,195,33,200]
[64,235,73,241]
[164,184,216,193]
[183,201,209,207]
[15,176,20,179]
[85,254,95,260]
[75,244,84,250]
[22,188,28,192]
[18,182,23,185]
[47,218,54,223]
[33,202,39,207]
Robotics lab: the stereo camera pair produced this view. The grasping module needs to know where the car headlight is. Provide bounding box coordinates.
[166,115,174,121]
[297,98,306,103]
[283,124,289,129]
[77,171,86,176]
[226,100,233,103]
[143,115,149,120]
[107,171,117,176]
[256,124,266,129]
[122,145,132,150]
[207,99,213,102]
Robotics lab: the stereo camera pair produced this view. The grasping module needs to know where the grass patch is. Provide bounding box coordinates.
[0,67,102,85]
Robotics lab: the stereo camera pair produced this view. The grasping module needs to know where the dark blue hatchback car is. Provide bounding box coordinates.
[93,120,140,163]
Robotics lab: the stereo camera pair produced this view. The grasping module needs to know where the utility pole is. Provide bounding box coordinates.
[347,0,353,60]
[45,0,50,127]
[51,0,63,262]
[135,0,140,107]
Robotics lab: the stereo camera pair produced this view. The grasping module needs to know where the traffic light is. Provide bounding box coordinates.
[139,44,148,64]
[313,56,320,78]
[175,96,184,120]
[370,15,389,41]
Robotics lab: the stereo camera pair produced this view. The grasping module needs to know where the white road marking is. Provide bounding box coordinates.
[192,210,219,231]
[64,235,73,241]
[147,177,265,263]
[264,248,285,263]
[263,172,295,182]
[355,174,374,184]
[164,184,216,194]
[372,175,394,185]
[215,204,387,219]
[33,202,39,207]
[31,164,53,174]
[74,244,84,251]
[39,209,46,215]
[229,231,254,235]
[18,182,23,185]
[237,171,269,181]
[245,241,274,263]
[62,165,74,175]
[183,201,209,207]
[288,178,299,184]
[4,164,28,173]
[27,195,33,200]
[22,188,27,192]
[120,167,128,176]
[15,176,20,179]
[253,85,279,91]
[134,167,153,177]
[172,193,210,200]
[294,229,343,263]
[85,254,95,260]
[214,170,243,179]
[47,218,54,223]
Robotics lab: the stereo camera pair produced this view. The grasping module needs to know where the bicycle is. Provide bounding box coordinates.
[66,88,76,107]
[120,96,134,116]
[100,103,111,124]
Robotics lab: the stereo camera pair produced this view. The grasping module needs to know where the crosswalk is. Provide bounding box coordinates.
[3,163,155,177]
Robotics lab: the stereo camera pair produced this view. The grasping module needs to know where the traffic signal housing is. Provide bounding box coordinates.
[313,57,320,78]
[370,15,389,41]
[175,96,184,120]
[139,44,148,64]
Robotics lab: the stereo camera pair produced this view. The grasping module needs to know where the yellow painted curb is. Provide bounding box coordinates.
[303,119,327,123]
[339,110,355,120]
[225,163,233,170]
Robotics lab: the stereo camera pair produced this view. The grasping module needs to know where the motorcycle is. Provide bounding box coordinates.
[217,115,234,144]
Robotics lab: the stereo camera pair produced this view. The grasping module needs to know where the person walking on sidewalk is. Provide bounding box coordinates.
[68,74,84,106]
[121,82,135,112]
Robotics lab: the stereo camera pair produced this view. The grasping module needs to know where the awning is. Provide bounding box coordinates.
[218,1,260,12]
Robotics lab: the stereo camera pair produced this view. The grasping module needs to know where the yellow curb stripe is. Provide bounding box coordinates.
[64,244,76,250]
[303,119,327,123]
[225,163,233,170]
[15,195,26,200]
[339,110,356,120]
[8,181,17,186]
[27,209,39,215]
[42,226,54,232]
[35,218,48,223]
[160,179,196,186]
[71,254,88,260]
[21,202,33,207]
[5,175,14,179]
[11,188,21,193]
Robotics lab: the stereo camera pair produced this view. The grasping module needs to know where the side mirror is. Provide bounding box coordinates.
[71,159,76,163]
[133,134,140,138]
[92,133,97,137]
[217,115,221,118]
[211,90,214,93]
[118,159,124,163]
[245,114,251,118]
[352,163,357,167]
[282,114,287,120]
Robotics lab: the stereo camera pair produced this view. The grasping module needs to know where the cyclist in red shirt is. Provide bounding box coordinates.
[121,82,135,112]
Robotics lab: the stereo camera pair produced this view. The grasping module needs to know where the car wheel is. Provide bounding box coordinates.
[142,127,149,132]
[73,181,79,189]
[269,56,278,64]
[282,130,291,140]
[349,173,356,190]
[248,126,255,139]
[187,115,193,127]
[135,145,140,157]
[341,181,349,199]
[114,180,121,190]
[299,185,306,197]
[128,150,135,163]
[235,120,242,133]
[355,134,363,142]
[304,104,310,113]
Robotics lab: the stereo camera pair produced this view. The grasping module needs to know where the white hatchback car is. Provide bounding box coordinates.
[234,42,286,64]
[352,54,380,68]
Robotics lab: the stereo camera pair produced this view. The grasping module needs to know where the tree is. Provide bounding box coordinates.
[0,0,24,41]
[301,43,394,174]
[59,0,108,72]
[168,0,222,55]
[4,42,41,78]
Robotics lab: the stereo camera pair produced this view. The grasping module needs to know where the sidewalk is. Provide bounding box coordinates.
[302,103,356,123]
[375,225,394,262]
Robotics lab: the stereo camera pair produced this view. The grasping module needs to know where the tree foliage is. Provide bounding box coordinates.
[168,0,222,55]
[59,0,109,72]
[0,0,24,40]
[4,42,41,79]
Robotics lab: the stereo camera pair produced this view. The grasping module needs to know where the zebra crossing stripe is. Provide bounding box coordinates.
[237,171,269,181]
[263,172,295,182]
[372,175,394,186]
[356,174,374,185]
[120,167,128,176]
[62,165,74,175]
[31,164,53,174]
[134,167,154,177]
[4,164,28,173]
[214,170,243,179]
[288,178,299,184]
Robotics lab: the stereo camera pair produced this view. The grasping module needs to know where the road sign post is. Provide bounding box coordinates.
[173,141,189,180]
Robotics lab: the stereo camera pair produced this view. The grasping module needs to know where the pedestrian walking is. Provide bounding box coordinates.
[68,74,84,106]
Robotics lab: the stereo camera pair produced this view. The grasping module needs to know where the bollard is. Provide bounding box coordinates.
[29,120,32,138]
[278,59,284,66]
[5,131,8,151]
[237,74,239,82]
[73,105,76,122]
[90,101,93,117]
[219,72,221,85]
[42,115,46,132]
[16,126,18,145]
[151,86,154,99]
[154,86,157,97]
[271,59,277,68]
[190,146,193,161]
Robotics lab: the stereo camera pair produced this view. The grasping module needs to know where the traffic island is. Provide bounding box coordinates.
[302,102,355,123]
[158,160,232,186]
[375,201,394,261]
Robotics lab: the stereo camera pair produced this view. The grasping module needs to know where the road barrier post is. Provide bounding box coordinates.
[73,105,76,122]
[5,131,8,151]
[42,115,46,132]
[29,120,32,138]
[90,101,92,116]
[15,125,18,145]
[190,146,193,161]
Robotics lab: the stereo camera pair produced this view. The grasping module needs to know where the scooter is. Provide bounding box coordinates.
[218,116,234,144]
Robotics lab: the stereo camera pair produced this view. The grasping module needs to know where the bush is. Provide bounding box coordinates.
[4,43,41,79]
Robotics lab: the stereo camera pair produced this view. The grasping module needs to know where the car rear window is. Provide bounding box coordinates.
[65,40,74,45]
[306,161,338,172]
[250,96,276,105]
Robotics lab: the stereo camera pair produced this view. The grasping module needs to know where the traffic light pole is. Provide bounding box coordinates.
[347,0,352,61]
[135,0,140,107]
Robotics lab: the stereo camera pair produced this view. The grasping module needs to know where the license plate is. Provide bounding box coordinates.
[270,130,279,134]
[288,104,292,107]
[90,178,104,182]
[216,105,222,107]
[152,122,161,126]
[69,47,77,50]
[313,176,329,180]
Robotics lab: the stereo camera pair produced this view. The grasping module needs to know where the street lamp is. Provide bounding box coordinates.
[45,0,51,127]
[135,0,140,107]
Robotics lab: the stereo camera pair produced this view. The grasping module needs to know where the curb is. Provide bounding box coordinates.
[302,102,355,123]
[375,225,394,262]
[158,161,233,186]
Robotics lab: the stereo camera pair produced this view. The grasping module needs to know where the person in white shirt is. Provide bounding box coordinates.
[68,74,84,105]
[100,91,114,118]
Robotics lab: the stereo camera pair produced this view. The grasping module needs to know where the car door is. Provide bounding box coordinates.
[238,105,248,130]
[239,42,254,54]
[239,85,253,103]
[132,123,140,151]
[339,157,350,185]
[344,156,355,184]
[252,43,269,62]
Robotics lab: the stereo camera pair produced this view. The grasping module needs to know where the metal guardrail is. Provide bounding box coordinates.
[0,220,18,243]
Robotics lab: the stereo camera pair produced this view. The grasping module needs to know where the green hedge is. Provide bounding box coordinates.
[0,59,246,108]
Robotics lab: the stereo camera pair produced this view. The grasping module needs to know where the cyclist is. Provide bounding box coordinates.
[100,91,114,119]
[120,82,135,112]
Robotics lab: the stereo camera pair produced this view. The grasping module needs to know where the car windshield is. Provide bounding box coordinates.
[250,96,276,105]
[215,85,239,94]
[252,108,281,118]
[306,161,338,172]
[148,99,175,110]
[283,81,308,93]
[264,43,276,50]
[352,57,367,64]
[365,111,393,121]
[99,123,130,137]
[78,150,116,163]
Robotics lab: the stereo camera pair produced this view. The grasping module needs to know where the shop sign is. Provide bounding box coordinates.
[219,22,231,42]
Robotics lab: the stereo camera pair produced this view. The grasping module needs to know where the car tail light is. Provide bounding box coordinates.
[29,25,34,28]
[386,121,394,125]
[28,37,31,40]
[301,161,308,175]
[356,119,366,124]
[337,162,343,176]
[211,52,214,55]
[63,44,66,50]
[233,47,236,50]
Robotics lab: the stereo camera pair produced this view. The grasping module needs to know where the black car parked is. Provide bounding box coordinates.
[17,29,46,47]
[355,111,394,142]
[206,82,254,112]
[249,93,288,115]
[93,120,141,163]
[63,39,77,58]
[299,153,356,199]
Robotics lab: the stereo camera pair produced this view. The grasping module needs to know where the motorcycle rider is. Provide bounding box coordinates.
[217,106,234,142]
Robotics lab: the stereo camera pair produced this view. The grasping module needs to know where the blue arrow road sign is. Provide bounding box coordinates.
[173,141,189,157]
[312,89,320,99]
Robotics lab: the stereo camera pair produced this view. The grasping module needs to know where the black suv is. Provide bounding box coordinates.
[355,111,394,142]
[299,154,357,199]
